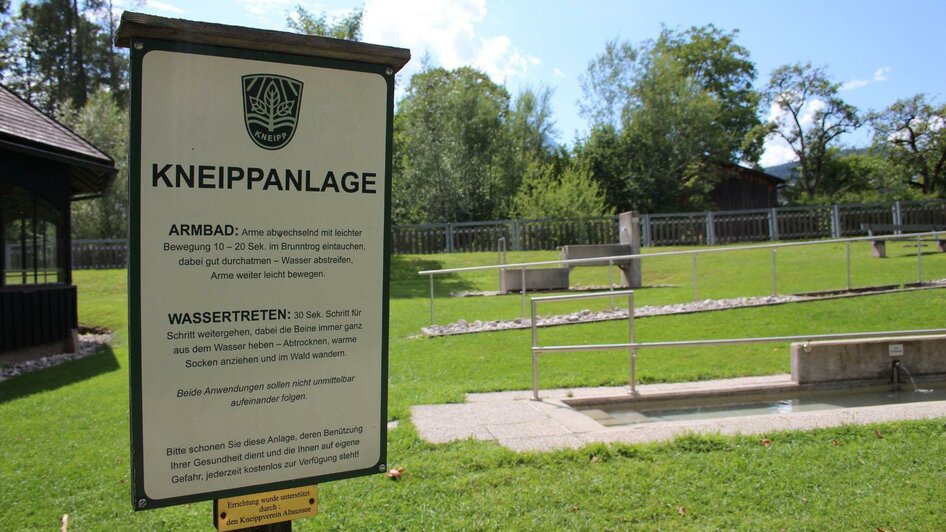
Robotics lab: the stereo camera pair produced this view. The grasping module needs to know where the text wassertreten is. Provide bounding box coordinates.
[168,308,289,325]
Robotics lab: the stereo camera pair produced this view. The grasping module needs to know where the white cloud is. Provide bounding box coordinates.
[474,35,539,81]
[552,67,565,79]
[766,98,826,132]
[760,137,797,168]
[142,0,185,14]
[759,99,826,168]
[841,66,891,91]
[841,78,870,91]
[362,0,538,84]
[798,98,826,127]
[240,0,292,21]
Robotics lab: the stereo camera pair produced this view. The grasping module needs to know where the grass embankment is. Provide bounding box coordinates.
[1,244,945,529]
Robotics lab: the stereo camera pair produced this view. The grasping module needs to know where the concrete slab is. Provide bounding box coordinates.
[409,375,946,451]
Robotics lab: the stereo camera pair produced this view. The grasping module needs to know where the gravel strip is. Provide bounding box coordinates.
[421,295,807,337]
[1,334,112,382]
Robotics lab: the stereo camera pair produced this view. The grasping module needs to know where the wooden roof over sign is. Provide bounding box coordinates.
[115,12,412,73]
[0,84,116,199]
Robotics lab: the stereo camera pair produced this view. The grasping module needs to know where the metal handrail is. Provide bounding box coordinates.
[532,290,635,303]
[531,290,637,400]
[531,315,946,400]
[417,231,945,276]
[534,329,946,353]
[420,231,946,326]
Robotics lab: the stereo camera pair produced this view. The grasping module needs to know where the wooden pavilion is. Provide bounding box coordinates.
[0,84,116,355]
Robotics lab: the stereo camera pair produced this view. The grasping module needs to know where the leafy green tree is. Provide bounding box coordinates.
[655,24,762,163]
[869,94,946,196]
[576,25,762,212]
[1,0,126,111]
[393,67,512,223]
[621,53,732,212]
[573,124,627,211]
[0,1,12,72]
[753,62,860,201]
[55,91,127,239]
[790,149,924,205]
[86,0,128,102]
[500,86,559,201]
[286,5,362,40]
[507,86,557,164]
[512,165,611,220]
[578,39,637,128]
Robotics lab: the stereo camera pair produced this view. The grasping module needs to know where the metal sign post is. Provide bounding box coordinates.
[118,12,409,520]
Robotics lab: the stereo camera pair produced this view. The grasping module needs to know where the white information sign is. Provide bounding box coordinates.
[129,40,391,508]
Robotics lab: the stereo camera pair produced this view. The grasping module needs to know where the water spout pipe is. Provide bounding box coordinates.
[892,360,901,391]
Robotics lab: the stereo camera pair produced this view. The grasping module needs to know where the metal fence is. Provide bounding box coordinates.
[396,199,946,253]
[69,200,946,268]
[72,239,128,269]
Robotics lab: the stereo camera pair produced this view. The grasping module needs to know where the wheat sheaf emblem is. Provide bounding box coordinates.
[242,74,304,150]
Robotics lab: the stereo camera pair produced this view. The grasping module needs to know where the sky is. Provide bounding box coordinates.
[111,0,946,168]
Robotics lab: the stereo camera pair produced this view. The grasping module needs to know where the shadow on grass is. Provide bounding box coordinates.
[390,255,476,298]
[0,345,120,404]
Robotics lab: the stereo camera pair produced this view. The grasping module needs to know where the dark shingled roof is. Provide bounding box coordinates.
[0,84,116,198]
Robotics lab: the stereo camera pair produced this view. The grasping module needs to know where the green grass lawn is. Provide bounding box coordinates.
[2,244,945,529]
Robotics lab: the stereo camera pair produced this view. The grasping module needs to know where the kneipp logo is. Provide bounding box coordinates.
[242,74,304,150]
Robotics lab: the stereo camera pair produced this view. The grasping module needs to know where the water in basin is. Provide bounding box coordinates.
[577,386,946,427]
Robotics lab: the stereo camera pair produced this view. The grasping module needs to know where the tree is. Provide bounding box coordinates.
[512,165,611,220]
[0,1,13,72]
[573,123,628,210]
[56,91,128,239]
[655,24,762,163]
[507,86,557,163]
[85,0,129,102]
[620,53,730,211]
[1,0,126,111]
[578,39,637,129]
[754,62,860,200]
[576,25,762,212]
[286,5,362,40]
[870,94,946,196]
[393,67,513,223]
[501,86,558,197]
[789,149,925,205]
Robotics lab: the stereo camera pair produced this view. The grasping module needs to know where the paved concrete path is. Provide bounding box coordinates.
[411,375,946,452]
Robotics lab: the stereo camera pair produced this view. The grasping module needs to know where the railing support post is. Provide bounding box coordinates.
[628,291,637,395]
[846,241,852,290]
[608,259,615,309]
[521,268,527,318]
[771,248,777,296]
[692,254,699,302]
[531,297,540,400]
[917,235,923,283]
[429,273,435,326]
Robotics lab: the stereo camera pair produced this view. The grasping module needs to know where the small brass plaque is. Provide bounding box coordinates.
[216,485,318,530]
